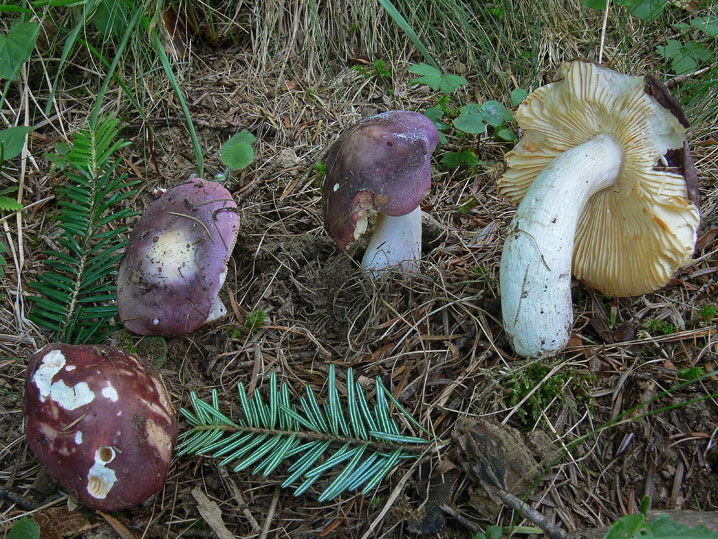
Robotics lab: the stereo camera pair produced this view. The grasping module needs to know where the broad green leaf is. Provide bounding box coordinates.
[423,106,449,131]
[8,517,40,539]
[606,513,718,538]
[454,104,486,134]
[656,40,682,60]
[220,130,256,170]
[617,0,667,20]
[480,100,507,127]
[94,0,132,36]
[0,22,40,80]
[671,52,697,75]
[691,16,718,37]
[496,128,518,142]
[410,63,442,91]
[440,150,479,168]
[683,42,712,62]
[0,196,23,212]
[439,74,469,95]
[511,88,528,108]
[581,0,609,8]
[0,126,34,161]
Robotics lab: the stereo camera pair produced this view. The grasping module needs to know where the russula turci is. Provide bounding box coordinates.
[322,111,439,275]
[24,343,177,511]
[117,177,239,336]
[497,60,700,358]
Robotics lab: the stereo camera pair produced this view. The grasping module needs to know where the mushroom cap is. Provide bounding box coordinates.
[322,111,439,249]
[118,178,239,336]
[497,60,700,297]
[24,343,177,512]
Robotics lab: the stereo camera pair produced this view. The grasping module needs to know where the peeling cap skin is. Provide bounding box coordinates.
[497,60,700,357]
[24,343,177,512]
[117,177,239,336]
[322,111,439,250]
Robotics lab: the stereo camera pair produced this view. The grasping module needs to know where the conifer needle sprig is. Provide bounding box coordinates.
[178,365,438,501]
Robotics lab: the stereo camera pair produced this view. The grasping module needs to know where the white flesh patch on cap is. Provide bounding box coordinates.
[49,380,95,410]
[33,350,66,401]
[145,418,172,463]
[75,431,83,444]
[87,446,117,499]
[101,381,119,402]
[65,365,76,371]
[353,211,369,240]
[144,228,199,284]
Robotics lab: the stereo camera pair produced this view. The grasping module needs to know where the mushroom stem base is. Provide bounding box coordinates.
[362,207,422,276]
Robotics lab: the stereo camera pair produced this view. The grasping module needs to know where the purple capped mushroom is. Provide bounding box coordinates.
[24,343,177,512]
[117,177,239,336]
[322,111,439,275]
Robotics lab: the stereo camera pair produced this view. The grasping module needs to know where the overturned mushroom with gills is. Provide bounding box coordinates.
[24,343,177,511]
[497,60,700,358]
[117,177,239,336]
[322,110,439,275]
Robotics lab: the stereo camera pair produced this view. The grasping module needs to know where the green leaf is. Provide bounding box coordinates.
[605,513,718,538]
[454,104,486,134]
[480,100,508,127]
[683,42,712,62]
[439,74,469,95]
[0,126,34,161]
[93,0,132,36]
[692,16,718,37]
[410,63,442,91]
[423,107,449,131]
[220,130,256,171]
[440,150,480,168]
[0,196,23,212]
[656,40,683,60]
[616,0,667,21]
[581,0,609,9]
[511,88,528,108]
[0,22,40,81]
[8,517,40,539]
[495,128,517,142]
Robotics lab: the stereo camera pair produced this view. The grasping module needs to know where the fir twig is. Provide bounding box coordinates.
[179,366,441,501]
[27,116,139,344]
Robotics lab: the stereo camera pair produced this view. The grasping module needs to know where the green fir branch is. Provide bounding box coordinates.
[27,116,140,344]
[179,365,438,502]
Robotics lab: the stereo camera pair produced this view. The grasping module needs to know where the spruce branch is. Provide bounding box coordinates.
[179,366,440,502]
[27,116,139,344]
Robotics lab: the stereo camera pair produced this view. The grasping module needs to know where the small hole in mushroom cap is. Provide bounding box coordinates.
[386,141,393,147]
[98,446,114,462]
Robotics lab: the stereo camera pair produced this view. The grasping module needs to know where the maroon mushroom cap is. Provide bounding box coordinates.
[24,343,177,512]
[322,111,439,249]
[117,177,239,336]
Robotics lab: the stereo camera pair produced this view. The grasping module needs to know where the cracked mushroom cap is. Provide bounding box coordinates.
[24,343,177,512]
[118,178,239,336]
[498,60,700,297]
[322,111,439,249]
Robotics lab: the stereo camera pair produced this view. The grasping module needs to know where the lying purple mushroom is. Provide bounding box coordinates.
[117,177,239,336]
[24,343,177,511]
[322,111,439,275]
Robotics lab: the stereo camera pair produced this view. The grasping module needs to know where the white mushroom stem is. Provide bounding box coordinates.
[362,207,422,275]
[501,133,623,357]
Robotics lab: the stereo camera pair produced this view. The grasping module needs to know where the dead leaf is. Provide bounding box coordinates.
[191,487,235,539]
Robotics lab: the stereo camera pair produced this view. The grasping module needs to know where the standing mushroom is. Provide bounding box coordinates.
[322,111,439,275]
[497,60,700,357]
[24,343,177,511]
[117,177,239,336]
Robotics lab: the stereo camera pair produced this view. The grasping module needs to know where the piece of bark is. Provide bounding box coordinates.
[191,487,235,539]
